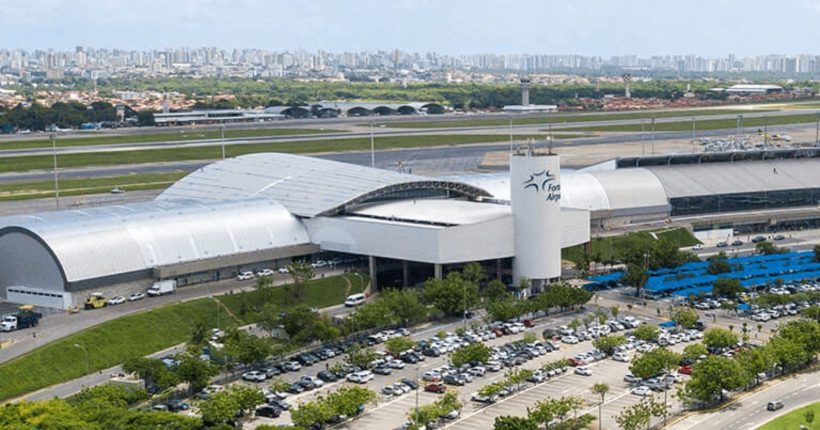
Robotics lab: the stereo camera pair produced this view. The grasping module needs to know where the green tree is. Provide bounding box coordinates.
[291,398,334,429]
[462,262,486,285]
[189,319,210,348]
[326,386,377,417]
[703,328,739,350]
[173,353,219,393]
[629,347,681,380]
[591,383,610,430]
[622,263,648,297]
[755,241,786,255]
[484,279,511,302]
[682,343,708,361]
[224,330,273,366]
[671,307,699,329]
[592,335,627,356]
[814,244,820,262]
[736,347,775,385]
[346,344,379,369]
[615,399,651,430]
[384,337,416,356]
[633,324,660,342]
[284,260,315,304]
[768,337,811,373]
[777,319,820,354]
[451,342,492,368]
[198,385,264,426]
[802,305,820,322]
[423,272,480,316]
[380,288,429,326]
[610,306,620,319]
[122,357,179,393]
[486,295,526,322]
[682,355,748,404]
[712,278,744,299]
[494,415,539,430]
[707,253,731,275]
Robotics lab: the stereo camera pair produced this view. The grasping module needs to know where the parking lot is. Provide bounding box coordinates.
[199,305,691,430]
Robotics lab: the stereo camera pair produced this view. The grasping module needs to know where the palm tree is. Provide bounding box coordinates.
[189,320,209,347]
[591,383,610,430]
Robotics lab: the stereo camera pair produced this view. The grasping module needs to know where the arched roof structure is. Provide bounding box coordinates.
[159,153,492,217]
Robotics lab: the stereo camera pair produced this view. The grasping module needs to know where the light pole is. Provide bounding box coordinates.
[736,114,743,144]
[641,119,646,156]
[764,116,768,146]
[220,123,226,159]
[650,117,656,155]
[51,133,60,209]
[74,343,90,375]
[370,121,375,167]
[509,116,513,153]
[691,117,696,153]
[815,111,819,146]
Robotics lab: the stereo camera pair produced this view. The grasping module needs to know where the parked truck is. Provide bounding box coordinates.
[147,280,177,297]
[0,305,43,332]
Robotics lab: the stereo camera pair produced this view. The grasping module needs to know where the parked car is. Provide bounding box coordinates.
[242,371,267,382]
[237,271,254,281]
[424,383,447,394]
[128,292,146,302]
[574,366,592,376]
[107,296,126,305]
[613,352,630,362]
[255,405,281,418]
[400,378,419,390]
[347,370,374,384]
[631,386,651,397]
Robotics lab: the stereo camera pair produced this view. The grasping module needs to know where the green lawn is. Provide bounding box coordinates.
[0,273,366,401]
[759,402,820,430]
[0,172,189,201]
[0,134,545,173]
[562,227,700,265]
[563,113,820,133]
[0,128,343,150]
[375,109,771,129]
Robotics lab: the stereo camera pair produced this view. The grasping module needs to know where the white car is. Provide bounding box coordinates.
[468,366,486,377]
[562,335,579,344]
[347,370,374,384]
[127,292,146,302]
[574,366,592,376]
[387,359,406,369]
[256,269,275,277]
[692,244,703,250]
[237,271,254,281]
[277,267,289,274]
[613,352,630,362]
[107,296,126,305]
[242,371,266,382]
[631,386,651,396]
[624,373,640,383]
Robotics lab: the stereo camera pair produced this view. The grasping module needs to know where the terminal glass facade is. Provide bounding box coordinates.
[670,188,820,216]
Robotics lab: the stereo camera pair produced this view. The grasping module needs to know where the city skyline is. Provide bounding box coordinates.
[3,0,820,56]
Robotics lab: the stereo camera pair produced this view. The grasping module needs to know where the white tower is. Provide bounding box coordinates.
[622,73,633,99]
[510,144,562,291]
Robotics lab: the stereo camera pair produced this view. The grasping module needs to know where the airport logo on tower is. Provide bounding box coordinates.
[523,169,561,202]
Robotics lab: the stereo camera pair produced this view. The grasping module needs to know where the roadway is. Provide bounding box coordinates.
[667,369,820,430]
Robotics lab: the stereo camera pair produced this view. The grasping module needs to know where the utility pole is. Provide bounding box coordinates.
[51,133,60,209]
[764,116,768,146]
[815,111,819,146]
[691,117,696,153]
[509,116,513,153]
[650,117,656,155]
[220,124,226,159]
[736,114,743,144]
[370,121,375,168]
[641,120,646,156]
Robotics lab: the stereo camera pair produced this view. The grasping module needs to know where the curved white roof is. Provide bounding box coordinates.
[0,198,309,284]
[160,153,491,217]
[586,168,669,210]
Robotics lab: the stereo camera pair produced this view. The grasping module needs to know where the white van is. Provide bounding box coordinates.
[344,293,366,307]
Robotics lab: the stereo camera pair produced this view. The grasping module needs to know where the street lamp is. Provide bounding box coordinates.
[50,133,60,209]
[74,343,90,375]
[650,117,656,155]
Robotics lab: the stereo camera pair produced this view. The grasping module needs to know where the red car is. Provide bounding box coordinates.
[424,383,447,394]
[568,357,586,367]
[678,365,692,375]
[523,319,535,328]
[492,329,504,337]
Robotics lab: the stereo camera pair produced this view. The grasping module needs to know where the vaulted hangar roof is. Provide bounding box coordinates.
[159,153,491,217]
[0,198,309,287]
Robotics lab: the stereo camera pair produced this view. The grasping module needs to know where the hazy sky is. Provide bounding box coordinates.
[3,0,820,56]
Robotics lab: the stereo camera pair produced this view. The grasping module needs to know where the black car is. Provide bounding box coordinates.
[731,240,743,246]
[263,367,281,378]
[422,348,440,357]
[297,353,317,366]
[255,405,281,418]
[401,353,419,364]
[299,379,317,390]
[443,374,465,386]
[752,236,766,243]
[316,349,332,360]
[400,378,419,390]
[317,370,338,382]
[268,398,289,411]
[287,383,305,394]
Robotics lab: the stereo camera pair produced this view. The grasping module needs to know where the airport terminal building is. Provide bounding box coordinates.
[0,148,818,309]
